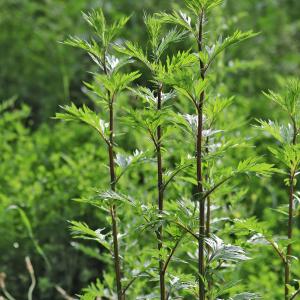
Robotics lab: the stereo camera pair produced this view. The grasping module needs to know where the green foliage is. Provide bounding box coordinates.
[204,30,258,70]
[55,103,109,142]
[64,8,130,57]
[236,157,276,177]
[0,100,110,298]
[268,144,300,172]
[206,235,250,263]
[2,0,300,299]
[263,79,300,120]
[69,221,111,251]
[80,279,104,300]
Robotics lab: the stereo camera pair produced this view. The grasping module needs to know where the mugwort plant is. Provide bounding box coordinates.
[55,1,280,299]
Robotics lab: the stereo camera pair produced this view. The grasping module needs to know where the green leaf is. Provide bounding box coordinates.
[184,0,223,14]
[82,9,129,47]
[155,28,186,59]
[81,279,104,300]
[256,119,294,143]
[97,190,135,206]
[168,74,209,106]
[205,235,250,263]
[130,86,176,107]
[64,36,103,60]
[162,51,197,73]
[234,218,269,236]
[55,103,109,143]
[205,96,234,125]
[269,144,300,171]
[205,30,258,70]
[155,11,194,34]
[123,107,170,144]
[115,150,148,182]
[236,157,276,176]
[94,71,141,95]
[163,159,194,190]
[115,41,153,70]
[102,55,134,75]
[69,221,111,251]
[263,78,300,118]
[144,14,162,51]
[82,9,106,37]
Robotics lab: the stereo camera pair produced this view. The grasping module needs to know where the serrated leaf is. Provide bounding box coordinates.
[155,11,194,33]
[115,41,152,70]
[94,71,141,95]
[236,157,276,176]
[98,190,135,206]
[69,221,111,251]
[263,78,300,118]
[55,103,109,143]
[205,30,258,70]
[256,119,293,143]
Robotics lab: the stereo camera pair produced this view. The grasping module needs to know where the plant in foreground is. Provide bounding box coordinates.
[56,10,140,299]
[156,0,275,298]
[116,15,195,299]
[56,1,278,299]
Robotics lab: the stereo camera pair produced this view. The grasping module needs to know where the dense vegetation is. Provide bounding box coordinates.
[1,0,300,299]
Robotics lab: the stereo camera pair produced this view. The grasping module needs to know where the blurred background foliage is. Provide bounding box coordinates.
[0,0,300,299]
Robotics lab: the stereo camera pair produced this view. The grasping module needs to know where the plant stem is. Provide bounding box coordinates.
[156,83,166,300]
[103,51,123,299]
[197,10,206,300]
[162,235,184,275]
[108,99,123,300]
[285,170,295,300]
[205,137,212,299]
[205,137,211,239]
[284,125,297,300]
[206,196,212,299]
[205,198,211,238]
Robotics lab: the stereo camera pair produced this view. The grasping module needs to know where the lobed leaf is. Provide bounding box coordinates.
[263,78,300,118]
[55,103,109,143]
[115,41,153,70]
[256,119,294,144]
[69,221,111,251]
[205,30,258,71]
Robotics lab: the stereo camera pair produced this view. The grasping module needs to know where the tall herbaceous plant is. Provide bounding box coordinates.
[56,10,141,300]
[56,1,278,299]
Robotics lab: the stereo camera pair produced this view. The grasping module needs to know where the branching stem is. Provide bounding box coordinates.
[162,234,185,274]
